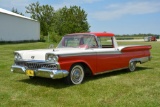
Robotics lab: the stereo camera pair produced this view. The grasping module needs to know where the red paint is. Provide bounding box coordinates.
[68,32,114,37]
[150,36,157,41]
[58,46,151,74]
[57,32,151,75]
[58,55,97,73]
[121,45,152,52]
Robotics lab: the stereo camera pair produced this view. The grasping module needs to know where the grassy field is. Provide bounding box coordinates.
[0,41,160,107]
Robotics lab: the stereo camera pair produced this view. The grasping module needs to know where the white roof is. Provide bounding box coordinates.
[0,8,37,21]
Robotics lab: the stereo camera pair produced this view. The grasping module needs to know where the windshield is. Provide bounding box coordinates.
[57,34,98,48]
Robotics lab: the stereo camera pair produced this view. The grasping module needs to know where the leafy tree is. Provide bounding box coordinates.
[54,6,90,36]
[11,7,24,16]
[25,2,90,41]
[25,2,55,36]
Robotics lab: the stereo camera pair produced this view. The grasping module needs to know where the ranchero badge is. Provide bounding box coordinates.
[31,56,35,59]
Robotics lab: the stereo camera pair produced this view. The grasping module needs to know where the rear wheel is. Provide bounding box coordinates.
[128,61,136,72]
[64,64,84,85]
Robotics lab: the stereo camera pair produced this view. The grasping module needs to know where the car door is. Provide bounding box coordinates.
[95,36,122,74]
[95,48,121,73]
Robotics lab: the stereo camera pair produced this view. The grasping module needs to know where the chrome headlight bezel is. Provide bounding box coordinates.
[14,53,22,61]
[45,54,58,63]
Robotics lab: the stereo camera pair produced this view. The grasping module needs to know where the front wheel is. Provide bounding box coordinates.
[128,61,136,72]
[64,64,85,85]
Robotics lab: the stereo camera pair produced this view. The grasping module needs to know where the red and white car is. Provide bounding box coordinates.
[11,32,152,85]
[144,36,157,42]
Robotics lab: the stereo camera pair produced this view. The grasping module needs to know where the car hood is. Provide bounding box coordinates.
[15,49,53,60]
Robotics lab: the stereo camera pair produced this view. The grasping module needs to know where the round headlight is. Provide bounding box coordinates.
[48,55,54,61]
[14,53,22,60]
[46,54,58,62]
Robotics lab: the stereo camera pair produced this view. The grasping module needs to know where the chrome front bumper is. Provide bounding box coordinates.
[11,65,69,79]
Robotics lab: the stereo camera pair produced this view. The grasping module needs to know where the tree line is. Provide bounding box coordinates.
[115,33,159,37]
[11,2,159,42]
[12,2,90,42]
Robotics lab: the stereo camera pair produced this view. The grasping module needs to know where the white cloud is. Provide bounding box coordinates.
[91,1,160,20]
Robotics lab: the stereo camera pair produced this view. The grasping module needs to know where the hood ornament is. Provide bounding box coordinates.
[31,56,35,59]
[48,44,54,51]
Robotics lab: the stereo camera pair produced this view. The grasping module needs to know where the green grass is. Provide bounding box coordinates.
[0,41,160,107]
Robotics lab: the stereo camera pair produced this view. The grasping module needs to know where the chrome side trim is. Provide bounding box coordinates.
[94,67,128,75]
[59,50,121,57]
[11,65,69,79]
[96,51,121,55]
[59,52,97,57]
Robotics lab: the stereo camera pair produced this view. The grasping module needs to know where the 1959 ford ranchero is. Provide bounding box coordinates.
[11,32,152,85]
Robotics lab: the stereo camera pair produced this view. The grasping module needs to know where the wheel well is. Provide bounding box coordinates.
[138,61,141,64]
[130,59,142,65]
[71,62,93,76]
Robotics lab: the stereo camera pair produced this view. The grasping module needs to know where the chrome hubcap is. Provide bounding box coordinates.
[71,65,84,84]
[130,62,136,71]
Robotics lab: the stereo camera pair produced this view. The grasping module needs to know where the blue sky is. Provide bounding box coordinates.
[0,0,160,35]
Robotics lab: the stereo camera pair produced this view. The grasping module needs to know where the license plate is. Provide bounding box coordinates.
[26,70,34,76]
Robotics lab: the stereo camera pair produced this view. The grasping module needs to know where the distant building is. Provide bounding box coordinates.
[0,8,40,42]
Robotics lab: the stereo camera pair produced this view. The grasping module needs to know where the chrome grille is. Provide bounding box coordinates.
[15,61,57,70]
